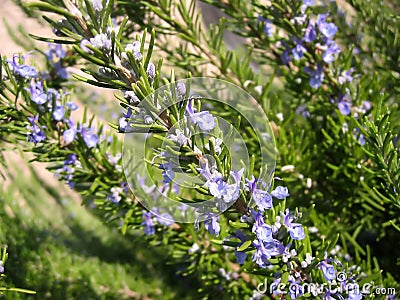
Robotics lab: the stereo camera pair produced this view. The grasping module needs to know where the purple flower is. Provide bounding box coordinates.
[252,189,273,211]
[296,105,310,118]
[292,41,307,60]
[186,101,216,131]
[79,127,98,148]
[264,240,289,257]
[361,100,372,112]
[0,261,4,273]
[323,41,341,63]
[124,41,142,61]
[146,62,156,79]
[118,108,133,132]
[289,224,305,240]
[168,128,189,146]
[264,20,273,37]
[90,0,103,11]
[64,127,77,144]
[89,33,111,51]
[27,115,46,144]
[53,61,68,79]
[317,14,338,38]
[28,81,48,105]
[124,91,140,104]
[271,186,289,199]
[251,210,273,242]
[142,210,155,235]
[8,54,38,79]
[106,187,122,203]
[305,66,324,89]
[348,289,363,300]
[208,169,243,204]
[281,48,291,64]
[153,209,175,226]
[45,43,66,60]
[159,161,175,183]
[235,251,247,265]
[358,134,366,146]
[52,105,65,121]
[67,102,78,111]
[176,82,187,98]
[319,261,336,281]
[64,153,77,165]
[281,209,306,240]
[338,68,354,84]
[304,22,317,43]
[252,239,270,268]
[338,101,351,115]
[303,0,314,6]
[204,214,221,236]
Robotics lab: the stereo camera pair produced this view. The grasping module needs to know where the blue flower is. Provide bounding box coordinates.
[204,214,221,236]
[52,105,65,121]
[235,251,247,265]
[79,126,98,148]
[251,210,273,242]
[106,187,122,203]
[89,33,111,51]
[208,169,243,204]
[153,209,175,226]
[289,224,305,240]
[264,20,273,37]
[45,43,66,60]
[317,14,338,38]
[8,54,38,79]
[146,62,156,79]
[64,127,77,144]
[338,101,351,115]
[348,289,363,300]
[304,22,317,43]
[142,210,155,235]
[66,102,79,111]
[322,41,341,63]
[338,68,354,84]
[252,189,273,211]
[319,261,336,281]
[159,161,175,183]
[281,209,305,240]
[54,61,68,79]
[271,186,289,199]
[28,81,48,105]
[123,91,140,105]
[303,0,314,6]
[27,115,46,144]
[252,239,270,268]
[281,48,291,64]
[186,101,216,131]
[245,176,272,211]
[124,41,143,61]
[305,66,324,89]
[90,0,103,11]
[292,41,307,60]
[64,153,77,165]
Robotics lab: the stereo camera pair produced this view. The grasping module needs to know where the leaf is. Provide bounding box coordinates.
[237,240,252,252]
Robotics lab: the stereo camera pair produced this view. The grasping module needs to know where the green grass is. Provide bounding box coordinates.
[0,154,196,299]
